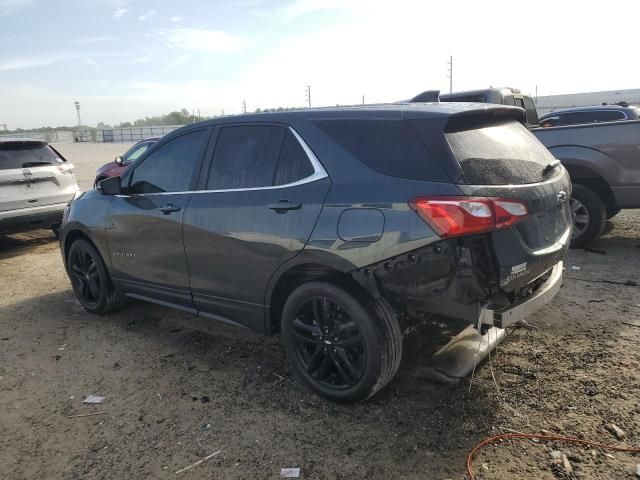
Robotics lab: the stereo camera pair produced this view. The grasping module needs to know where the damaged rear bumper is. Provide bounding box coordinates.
[479,261,563,328]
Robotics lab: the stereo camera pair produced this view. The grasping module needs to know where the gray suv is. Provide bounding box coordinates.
[59,103,570,402]
[0,138,80,235]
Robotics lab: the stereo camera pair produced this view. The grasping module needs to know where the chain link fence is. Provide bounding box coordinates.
[0,130,75,144]
[96,125,180,143]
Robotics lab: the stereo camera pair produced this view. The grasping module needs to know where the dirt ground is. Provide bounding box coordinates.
[1,144,639,479]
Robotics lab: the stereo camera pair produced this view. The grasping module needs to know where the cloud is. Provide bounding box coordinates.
[0,54,81,72]
[138,9,156,21]
[280,0,362,22]
[77,35,118,44]
[159,27,254,53]
[169,16,181,22]
[130,55,152,64]
[0,0,33,15]
[113,7,127,17]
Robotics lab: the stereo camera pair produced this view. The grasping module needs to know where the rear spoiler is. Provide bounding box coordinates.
[395,90,441,104]
[445,106,527,132]
[409,90,440,103]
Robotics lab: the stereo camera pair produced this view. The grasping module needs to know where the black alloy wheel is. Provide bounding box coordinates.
[281,281,402,403]
[292,297,367,389]
[67,239,124,314]
[70,247,102,308]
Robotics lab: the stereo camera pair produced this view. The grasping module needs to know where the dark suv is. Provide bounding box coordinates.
[59,103,570,402]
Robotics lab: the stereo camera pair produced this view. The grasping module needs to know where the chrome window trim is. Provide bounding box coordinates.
[115,126,327,197]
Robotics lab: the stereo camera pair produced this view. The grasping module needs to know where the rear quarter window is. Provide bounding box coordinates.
[314,119,448,181]
[445,121,557,185]
[0,144,60,170]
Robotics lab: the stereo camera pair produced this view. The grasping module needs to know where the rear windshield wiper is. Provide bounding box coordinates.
[543,159,561,174]
[21,161,53,167]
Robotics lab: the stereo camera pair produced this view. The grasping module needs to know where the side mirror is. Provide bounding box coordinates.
[115,155,124,165]
[98,175,122,195]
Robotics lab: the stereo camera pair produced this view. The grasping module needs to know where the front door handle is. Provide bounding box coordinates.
[159,203,181,214]
[268,200,302,213]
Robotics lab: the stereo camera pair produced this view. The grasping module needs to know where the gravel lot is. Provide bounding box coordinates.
[1,144,639,479]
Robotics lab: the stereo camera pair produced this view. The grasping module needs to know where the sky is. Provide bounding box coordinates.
[1,0,638,129]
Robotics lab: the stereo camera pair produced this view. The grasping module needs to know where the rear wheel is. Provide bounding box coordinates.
[67,239,124,314]
[569,184,606,249]
[281,281,402,403]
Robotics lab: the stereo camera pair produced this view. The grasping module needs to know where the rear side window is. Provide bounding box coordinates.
[591,110,625,122]
[208,125,283,189]
[446,121,557,185]
[129,129,208,193]
[0,143,60,170]
[314,119,446,181]
[274,130,314,185]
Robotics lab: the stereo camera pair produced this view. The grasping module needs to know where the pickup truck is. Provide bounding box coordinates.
[434,87,640,247]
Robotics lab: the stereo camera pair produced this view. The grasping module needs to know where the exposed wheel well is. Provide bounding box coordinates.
[268,263,369,334]
[564,166,617,211]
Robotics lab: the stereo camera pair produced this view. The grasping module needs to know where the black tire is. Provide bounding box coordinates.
[67,239,124,314]
[606,207,621,220]
[570,184,606,249]
[281,281,402,403]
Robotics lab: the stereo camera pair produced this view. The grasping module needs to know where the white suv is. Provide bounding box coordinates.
[0,138,80,235]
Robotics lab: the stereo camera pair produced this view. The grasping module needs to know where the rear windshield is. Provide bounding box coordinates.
[314,119,448,181]
[0,144,60,170]
[445,121,557,185]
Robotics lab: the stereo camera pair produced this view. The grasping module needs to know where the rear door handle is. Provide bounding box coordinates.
[268,200,302,213]
[159,203,181,214]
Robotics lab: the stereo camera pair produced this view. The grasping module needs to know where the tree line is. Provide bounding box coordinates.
[4,106,306,133]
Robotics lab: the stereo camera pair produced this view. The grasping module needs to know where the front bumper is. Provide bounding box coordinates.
[480,261,564,328]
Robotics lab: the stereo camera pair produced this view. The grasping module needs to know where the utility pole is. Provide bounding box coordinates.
[446,56,453,94]
[535,85,538,104]
[242,99,247,113]
[362,95,365,105]
[305,85,311,108]
[74,101,82,126]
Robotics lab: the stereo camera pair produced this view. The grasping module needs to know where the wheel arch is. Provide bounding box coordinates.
[550,146,618,212]
[62,226,105,270]
[266,260,370,335]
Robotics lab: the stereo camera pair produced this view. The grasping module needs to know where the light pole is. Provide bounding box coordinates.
[74,101,82,126]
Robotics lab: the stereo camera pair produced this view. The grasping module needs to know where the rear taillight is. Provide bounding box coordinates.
[57,163,74,175]
[409,196,528,238]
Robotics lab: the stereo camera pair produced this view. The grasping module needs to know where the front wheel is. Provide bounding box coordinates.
[569,184,606,249]
[67,239,124,314]
[281,281,402,403]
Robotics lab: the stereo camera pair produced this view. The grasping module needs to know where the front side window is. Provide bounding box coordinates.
[129,129,208,193]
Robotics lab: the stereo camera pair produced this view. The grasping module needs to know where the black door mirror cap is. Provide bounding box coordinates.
[98,175,122,195]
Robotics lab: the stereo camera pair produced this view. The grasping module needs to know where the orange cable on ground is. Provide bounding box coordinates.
[467,432,640,480]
